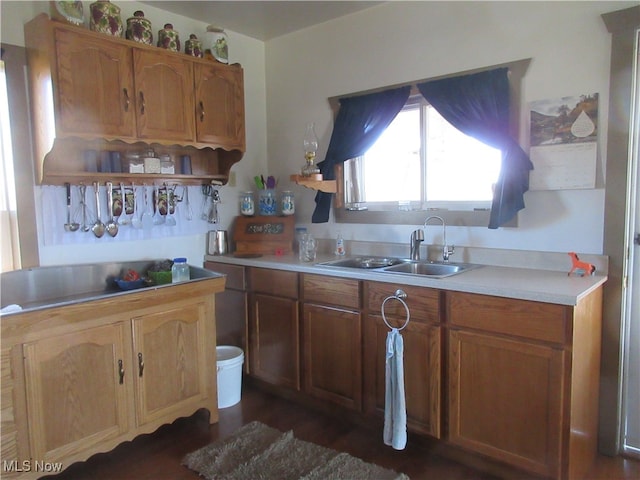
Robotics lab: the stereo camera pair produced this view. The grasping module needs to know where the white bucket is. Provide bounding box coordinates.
[216,346,244,408]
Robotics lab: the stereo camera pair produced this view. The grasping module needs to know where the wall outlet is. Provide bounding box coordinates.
[228,171,236,187]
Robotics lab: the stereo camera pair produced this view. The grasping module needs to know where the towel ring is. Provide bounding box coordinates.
[382,289,410,331]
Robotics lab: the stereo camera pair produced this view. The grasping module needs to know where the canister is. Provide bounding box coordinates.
[240,191,255,216]
[126,10,153,45]
[157,23,180,52]
[280,191,295,215]
[207,230,228,255]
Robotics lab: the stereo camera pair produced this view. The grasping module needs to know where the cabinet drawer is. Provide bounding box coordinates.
[205,262,245,290]
[302,274,360,309]
[447,292,568,344]
[249,268,298,298]
[366,282,441,325]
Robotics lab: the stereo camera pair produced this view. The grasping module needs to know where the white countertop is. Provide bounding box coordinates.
[204,253,607,306]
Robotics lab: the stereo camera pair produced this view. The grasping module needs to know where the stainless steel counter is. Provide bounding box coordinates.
[1,260,223,315]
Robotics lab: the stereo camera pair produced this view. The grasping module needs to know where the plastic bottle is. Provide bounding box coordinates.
[171,258,190,283]
[335,232,346,256]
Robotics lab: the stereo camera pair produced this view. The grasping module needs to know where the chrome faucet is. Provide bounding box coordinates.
[410,229,424,260]
[424,215,454,262]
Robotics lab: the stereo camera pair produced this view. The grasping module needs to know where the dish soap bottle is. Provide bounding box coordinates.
[335,232,346,256]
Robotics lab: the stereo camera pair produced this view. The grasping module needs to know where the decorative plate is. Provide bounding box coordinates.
[51,1,84,26]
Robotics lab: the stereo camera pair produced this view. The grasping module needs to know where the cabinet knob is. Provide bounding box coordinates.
[118,359,125,384]
[123,88,130,112]
[138,352,144,377]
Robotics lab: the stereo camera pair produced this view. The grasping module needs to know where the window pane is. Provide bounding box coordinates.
[362,107,421,202]
[425,105,501,202]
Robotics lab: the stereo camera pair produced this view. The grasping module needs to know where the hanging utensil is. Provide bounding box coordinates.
[165,185,176,226]
[207,188,220,224]
[119,183,131,226]
[105,181,119,237]
[91,182,106,238]
[152,185,164,225]
[78,184,91,232]
[131,184,143,229]
[184,186,193,221]
[64,183,80,232]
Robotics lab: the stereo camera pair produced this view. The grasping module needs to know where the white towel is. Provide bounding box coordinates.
[383,328,407,450]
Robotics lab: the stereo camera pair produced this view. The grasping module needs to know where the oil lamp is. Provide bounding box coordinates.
[301,122,320,177]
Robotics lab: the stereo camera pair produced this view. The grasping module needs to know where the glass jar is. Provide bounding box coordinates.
[205,25,229,64]
[280,191,295,216]
[298,233,317,262]
[240,191,255,216]
[171,258,189,283]
[258,189,276,216]
[159,154,175,174]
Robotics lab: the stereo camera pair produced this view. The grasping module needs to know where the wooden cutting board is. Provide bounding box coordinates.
[232,215,295,255]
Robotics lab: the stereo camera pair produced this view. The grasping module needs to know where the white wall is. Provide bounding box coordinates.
[265,0,635,254]
[0,1,267,266]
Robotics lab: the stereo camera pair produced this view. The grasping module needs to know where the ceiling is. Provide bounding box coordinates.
[140,1,384,41]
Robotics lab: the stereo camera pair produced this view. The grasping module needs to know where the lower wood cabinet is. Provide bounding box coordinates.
[363,282,442,438]
[248,268,300,390]
[1,278,223,477]
[446,290,603,480]
[23,323,131,463]
[302,304,362,410]
[132,302,210,427]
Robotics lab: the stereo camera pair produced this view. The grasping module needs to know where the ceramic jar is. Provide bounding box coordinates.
[185,34,203,58]
[157,23,180,52]
[89,0,123,37]
[258,190,276,216]
[126,10,153,45]
[205,25,229,64]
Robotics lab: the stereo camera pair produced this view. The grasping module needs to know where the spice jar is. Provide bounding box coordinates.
[185,34,203,58]
[126,10,152,45]
[205,25,229,63]
[157,23,180,52]
[240,192,255,216]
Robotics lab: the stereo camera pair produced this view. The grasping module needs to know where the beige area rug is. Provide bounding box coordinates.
[183,421,410,480]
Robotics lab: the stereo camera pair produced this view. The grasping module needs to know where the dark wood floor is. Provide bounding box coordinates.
[43,382,639,480]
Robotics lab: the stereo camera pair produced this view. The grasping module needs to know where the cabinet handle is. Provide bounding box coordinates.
[123,88,130,112]
[199,101,205,122]
[139,91,145,115]
[118,359,125,384]
[138,352,144,377]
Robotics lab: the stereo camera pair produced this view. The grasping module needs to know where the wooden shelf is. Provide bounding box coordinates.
[290,174,337,193]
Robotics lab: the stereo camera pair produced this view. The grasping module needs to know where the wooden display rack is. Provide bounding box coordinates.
[290,174,337,193]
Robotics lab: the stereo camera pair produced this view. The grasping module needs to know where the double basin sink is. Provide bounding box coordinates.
[315,256,480,278]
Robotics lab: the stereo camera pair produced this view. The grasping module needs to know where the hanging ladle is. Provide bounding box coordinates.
[91,181,106,238]
[106,181,119,237]
[63,183,80,232]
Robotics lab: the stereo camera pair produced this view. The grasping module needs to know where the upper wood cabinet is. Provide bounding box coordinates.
[132,49,196,142]
[54,27,135,138]
[194,63,245,148]
[24,14,245,186]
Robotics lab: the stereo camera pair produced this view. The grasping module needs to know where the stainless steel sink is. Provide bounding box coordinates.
[382,261,476,278]
[315,256,479,278]
[316,256,406,269]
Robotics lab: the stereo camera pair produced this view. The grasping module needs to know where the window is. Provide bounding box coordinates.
[344,95,501,212]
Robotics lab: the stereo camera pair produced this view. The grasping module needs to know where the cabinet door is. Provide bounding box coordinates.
[194,63,245,149]
[363,314,441,437]
[133,49,195,142]
[303,304,362,410]
[23,323,131,462]
[132,302,208,426]
[248,293,300,389]
[448,329,565,478]
[54,27,135,137]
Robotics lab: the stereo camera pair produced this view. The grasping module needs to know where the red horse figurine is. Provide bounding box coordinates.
[568,252,596,276]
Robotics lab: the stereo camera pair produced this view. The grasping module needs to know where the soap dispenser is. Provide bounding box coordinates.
[335,232,346,256]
